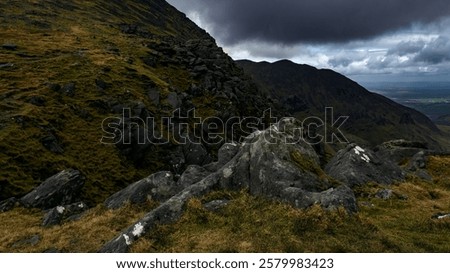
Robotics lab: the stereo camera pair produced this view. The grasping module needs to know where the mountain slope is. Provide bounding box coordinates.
[237,60,448,150]
[0,0,270,203]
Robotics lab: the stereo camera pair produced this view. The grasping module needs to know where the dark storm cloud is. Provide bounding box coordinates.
[169,0,450,45]
[413,36,450,64]
[388,40,426,56]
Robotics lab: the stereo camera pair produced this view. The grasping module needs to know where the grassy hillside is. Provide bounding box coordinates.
[0,0,266,203]
[1,155,449,253]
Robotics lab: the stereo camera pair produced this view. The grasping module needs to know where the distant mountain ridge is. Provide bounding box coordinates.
[237,59,448,150]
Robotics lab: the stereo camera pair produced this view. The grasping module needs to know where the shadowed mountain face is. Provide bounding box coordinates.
[0,0,270,202]
[237,60,447,149]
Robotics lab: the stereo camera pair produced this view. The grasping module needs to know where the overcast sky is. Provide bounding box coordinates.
[167,0,450,83]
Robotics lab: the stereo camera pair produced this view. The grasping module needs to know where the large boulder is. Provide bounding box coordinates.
[104,171,178,209]
[20,169,84,209]
[325,144,405,187]
[217,119,330,195]
[374,139,428,164]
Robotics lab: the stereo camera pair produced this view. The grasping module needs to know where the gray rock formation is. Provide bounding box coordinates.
[406,151,432,180]
[374,139,428,164]
[20,169,84,209]
[42,202,88,227]
[177,165,211,190]
[0,197,17,213]
[104,171,178,209]
[99,173,221,252]
[325,144,405,187]
[99,119,358,252]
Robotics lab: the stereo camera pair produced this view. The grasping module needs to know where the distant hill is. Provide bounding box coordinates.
[237,59,449,150]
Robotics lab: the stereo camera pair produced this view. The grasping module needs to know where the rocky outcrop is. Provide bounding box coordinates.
[42,202,88,227]
[20,169,84,210]
[0,197,18,213]
[374,139,429,164]
[99,119,358,252]
[177,165,211,190]
[99,173,221,252]
[407,151,432,180]
[325,144,405,187]
[104,172,178,209]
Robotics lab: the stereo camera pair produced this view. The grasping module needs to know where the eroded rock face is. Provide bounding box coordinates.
[325,144,405,187]
[104,171,178,209]
[20,169,84,210]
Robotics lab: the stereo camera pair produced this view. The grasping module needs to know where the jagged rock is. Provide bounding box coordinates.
[178,165,210,190]
[0,197,17,212]
[218,142,240,164]
[20,169,85,209]
[99,172,221,252]
[407,151,427,171]
[104,171,177,209]
[374,139,428,164]
[325,144,405,187]
[203,199,230,211]
[279,185,358,213]
[406,151,433,181]
[319,186,358,213]
[42,202,88,227]
[224,120,329,195]
[2,43,17,50]
[375,189,394,200]
[100,119,359,252]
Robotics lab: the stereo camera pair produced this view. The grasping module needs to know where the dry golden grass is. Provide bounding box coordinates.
[0,202,156,253]
[130,156,450,253]
[1,156,449,253]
